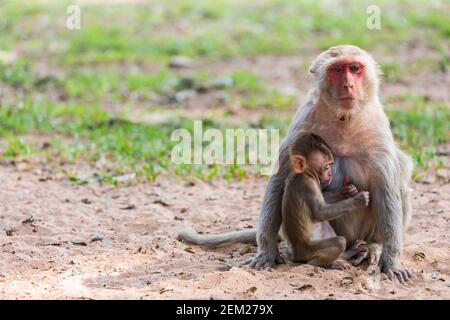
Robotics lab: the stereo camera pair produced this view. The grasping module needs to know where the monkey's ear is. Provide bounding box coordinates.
[291,155,307,173]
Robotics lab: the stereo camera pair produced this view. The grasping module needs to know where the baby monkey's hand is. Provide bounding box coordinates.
[340,184,358,198]
[353,191,370,207]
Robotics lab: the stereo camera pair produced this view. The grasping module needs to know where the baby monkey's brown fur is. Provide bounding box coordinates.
[282,133,370,268]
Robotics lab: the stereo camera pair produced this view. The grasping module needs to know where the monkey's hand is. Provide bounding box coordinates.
[243,248,284,270]
[340,184,358,198]
[352,191,370,207]
[379,253,412,284]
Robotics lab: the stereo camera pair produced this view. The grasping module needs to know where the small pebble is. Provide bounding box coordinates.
[90,233,103,242]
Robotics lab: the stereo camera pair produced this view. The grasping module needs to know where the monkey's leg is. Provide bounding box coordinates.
[342,240,368,260]
[351,250,368,266]
[367,242,381,265]
[373,181,412,283]
[397,149,413,230]
[351,242,382,266]
[299,236,346,268]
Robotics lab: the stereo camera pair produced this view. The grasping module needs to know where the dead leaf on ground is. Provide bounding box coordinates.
[414,251,426,260]
[151,269,164,274]
[160,287,173,294]
[239,244,253,256]
[16,162,32,172]
[341,276,354,287]
[120,204,136,210]
[5,227,16,236]
[153,199,171,206]
[81,198,92,204]
[38,242,65,247]
[246,287,257,293]
[22,216,35,225]
[355,281,364,293]
[297,284,313,291]
[184,246,194,253]
[70,241,87,246]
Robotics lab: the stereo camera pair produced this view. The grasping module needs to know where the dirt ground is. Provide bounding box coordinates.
[0,165,449,300]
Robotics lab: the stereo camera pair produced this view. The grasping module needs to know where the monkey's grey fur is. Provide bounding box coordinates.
[178,228,256,248]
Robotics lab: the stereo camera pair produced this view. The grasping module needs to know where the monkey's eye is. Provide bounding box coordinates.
[330,65,343,73]
[350,64,361,73]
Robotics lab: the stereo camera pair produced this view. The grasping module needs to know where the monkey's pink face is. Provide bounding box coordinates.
[327,60,365,111]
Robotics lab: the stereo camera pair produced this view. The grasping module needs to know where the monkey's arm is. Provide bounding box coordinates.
[306,183,369,222]
[322,190,343,203]
[248,144,293,269]
[249,175,285,269]
[372,159,412,283]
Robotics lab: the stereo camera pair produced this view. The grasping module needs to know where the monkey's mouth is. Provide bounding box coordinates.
[320,176,333,186]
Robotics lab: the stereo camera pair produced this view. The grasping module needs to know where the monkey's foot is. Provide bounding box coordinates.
[351,251,368,266]
[326,261,351,270]
[242,250,284,270]
[380,264,412,284]
[342,240,368,260]
[379,256,412,284]
[344,241,381,267]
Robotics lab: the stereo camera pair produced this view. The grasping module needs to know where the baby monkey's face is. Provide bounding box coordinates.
[307,151,334,185]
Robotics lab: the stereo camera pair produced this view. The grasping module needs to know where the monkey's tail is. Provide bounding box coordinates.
[177,227,257,248]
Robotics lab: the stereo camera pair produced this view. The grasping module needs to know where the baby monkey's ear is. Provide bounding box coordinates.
[291,155,307,173]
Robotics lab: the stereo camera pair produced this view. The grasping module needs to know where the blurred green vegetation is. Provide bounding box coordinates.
[0,0,448,182]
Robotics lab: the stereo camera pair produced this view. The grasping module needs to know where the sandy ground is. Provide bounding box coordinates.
[0,165,449,300]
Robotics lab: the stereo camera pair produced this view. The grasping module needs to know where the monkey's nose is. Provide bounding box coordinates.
[343,83,354,89]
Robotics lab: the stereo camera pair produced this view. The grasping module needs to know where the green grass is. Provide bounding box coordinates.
[0,99,448,182]
[387,102,449,172]
[2,137,32,158]
[2,0,449,61]
[0,0,448,183]
[0,100,276,181]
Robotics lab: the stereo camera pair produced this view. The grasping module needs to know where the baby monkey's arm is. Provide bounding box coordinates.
[306,185,370,222]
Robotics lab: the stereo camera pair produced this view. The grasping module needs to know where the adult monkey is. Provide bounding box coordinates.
[179,45,413,283]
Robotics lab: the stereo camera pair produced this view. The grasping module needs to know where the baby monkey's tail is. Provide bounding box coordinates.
[177,227,257,248]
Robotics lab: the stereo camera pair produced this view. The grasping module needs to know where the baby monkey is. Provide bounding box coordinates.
[282,132,370,268]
